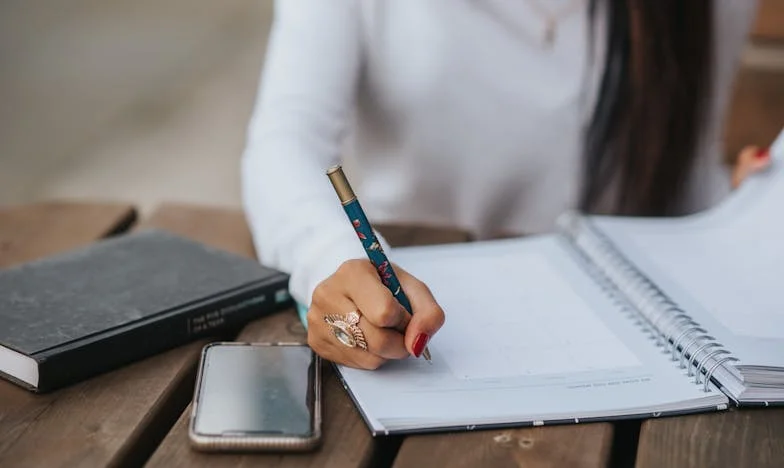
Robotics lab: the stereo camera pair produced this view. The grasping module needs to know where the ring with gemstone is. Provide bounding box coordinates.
[324,311,368,350]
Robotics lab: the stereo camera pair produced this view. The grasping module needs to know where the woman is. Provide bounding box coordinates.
[241,0,769,370]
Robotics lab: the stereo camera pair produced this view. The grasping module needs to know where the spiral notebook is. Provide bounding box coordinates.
[335,130,784,436]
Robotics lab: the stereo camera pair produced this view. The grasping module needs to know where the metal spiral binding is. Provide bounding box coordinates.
[557,212,739,393]
[704,356,740,392]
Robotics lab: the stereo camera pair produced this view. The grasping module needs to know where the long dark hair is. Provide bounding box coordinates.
[582,0,714,216]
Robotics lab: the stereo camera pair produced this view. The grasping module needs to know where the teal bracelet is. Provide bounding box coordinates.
[296,302,309,330]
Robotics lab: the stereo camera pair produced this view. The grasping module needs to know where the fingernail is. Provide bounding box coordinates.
[755,148,770,160]
[413,333,429,358]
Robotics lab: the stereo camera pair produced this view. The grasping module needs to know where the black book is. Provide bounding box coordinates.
[0,229,292,393]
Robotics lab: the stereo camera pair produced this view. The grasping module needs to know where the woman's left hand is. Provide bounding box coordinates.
[731,145,772,189]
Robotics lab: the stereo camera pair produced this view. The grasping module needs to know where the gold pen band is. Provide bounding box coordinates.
[326,165,356,205]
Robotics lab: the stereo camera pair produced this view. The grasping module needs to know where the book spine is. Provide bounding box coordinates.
[34,278,292,393]
[557,212,739,394]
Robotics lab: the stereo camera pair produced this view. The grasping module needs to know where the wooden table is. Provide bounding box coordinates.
[1,201,782,468]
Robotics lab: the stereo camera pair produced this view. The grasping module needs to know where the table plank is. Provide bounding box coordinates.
[392,424,613,468]
[0,200,138,466]
[146,309,387,468]
[636,408,784,468]
[146,224,474,467]
[376,224,473,247]
[0,203,256,468]
[0,200,137,267]
[752,0,784,41]
[724,67,784,162]
[136,203,257,257]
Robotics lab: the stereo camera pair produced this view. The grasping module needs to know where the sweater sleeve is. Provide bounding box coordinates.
[241,0,390,307]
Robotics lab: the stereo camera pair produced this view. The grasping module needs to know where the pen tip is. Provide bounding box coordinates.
[423,348,432,362]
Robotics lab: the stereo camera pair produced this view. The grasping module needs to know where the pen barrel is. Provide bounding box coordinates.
[342,199,414,315]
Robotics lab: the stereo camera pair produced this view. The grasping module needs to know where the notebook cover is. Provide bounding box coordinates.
[330,362,730,437]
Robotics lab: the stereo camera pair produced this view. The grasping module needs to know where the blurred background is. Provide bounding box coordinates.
[1,0,782,215]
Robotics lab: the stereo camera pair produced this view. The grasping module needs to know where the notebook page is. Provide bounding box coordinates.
[590,129,784,368]
[335,235,726,434]
[419,240,641,380]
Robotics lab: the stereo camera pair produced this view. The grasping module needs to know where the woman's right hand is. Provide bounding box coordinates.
[306,259,445,370]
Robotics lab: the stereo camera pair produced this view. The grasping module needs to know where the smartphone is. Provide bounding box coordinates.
[188,342,322,452]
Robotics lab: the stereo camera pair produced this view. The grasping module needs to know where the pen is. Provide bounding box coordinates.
[326,165,432,361]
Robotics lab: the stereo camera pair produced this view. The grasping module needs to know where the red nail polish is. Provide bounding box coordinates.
[412,333,429,358]
[755,148,770,160]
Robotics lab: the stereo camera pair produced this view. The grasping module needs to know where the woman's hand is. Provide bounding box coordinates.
[731,145,771,189]
[306,259,445,370]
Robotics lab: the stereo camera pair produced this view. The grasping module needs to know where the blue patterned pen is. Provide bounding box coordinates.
[326,165,432,361]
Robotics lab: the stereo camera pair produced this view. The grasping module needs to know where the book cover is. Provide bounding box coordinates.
[0,229,292,393]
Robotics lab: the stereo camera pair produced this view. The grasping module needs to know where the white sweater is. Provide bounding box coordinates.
[241,0,757,307]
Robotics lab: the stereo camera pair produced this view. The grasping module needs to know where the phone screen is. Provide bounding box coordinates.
[193,344,317,437]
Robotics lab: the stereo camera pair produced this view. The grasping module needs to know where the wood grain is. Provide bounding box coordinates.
[752,0,784,41]
[146,309,386,468]
[144,224,473,467]
[136,203,257,258]
[0,200,137,268]
[724,67,784,163]
[0,201,137,466]
[375,224,472,247]
[393,424,613,468]
[636,408,784,468]
[0,203,256,468]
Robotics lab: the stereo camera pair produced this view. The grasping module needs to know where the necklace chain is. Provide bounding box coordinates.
[525,0,586,47]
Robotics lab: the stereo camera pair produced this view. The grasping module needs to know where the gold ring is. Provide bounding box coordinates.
[324,311,368,350]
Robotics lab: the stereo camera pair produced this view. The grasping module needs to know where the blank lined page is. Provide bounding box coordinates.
[334,235,727,435]
[411,239,641,380]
